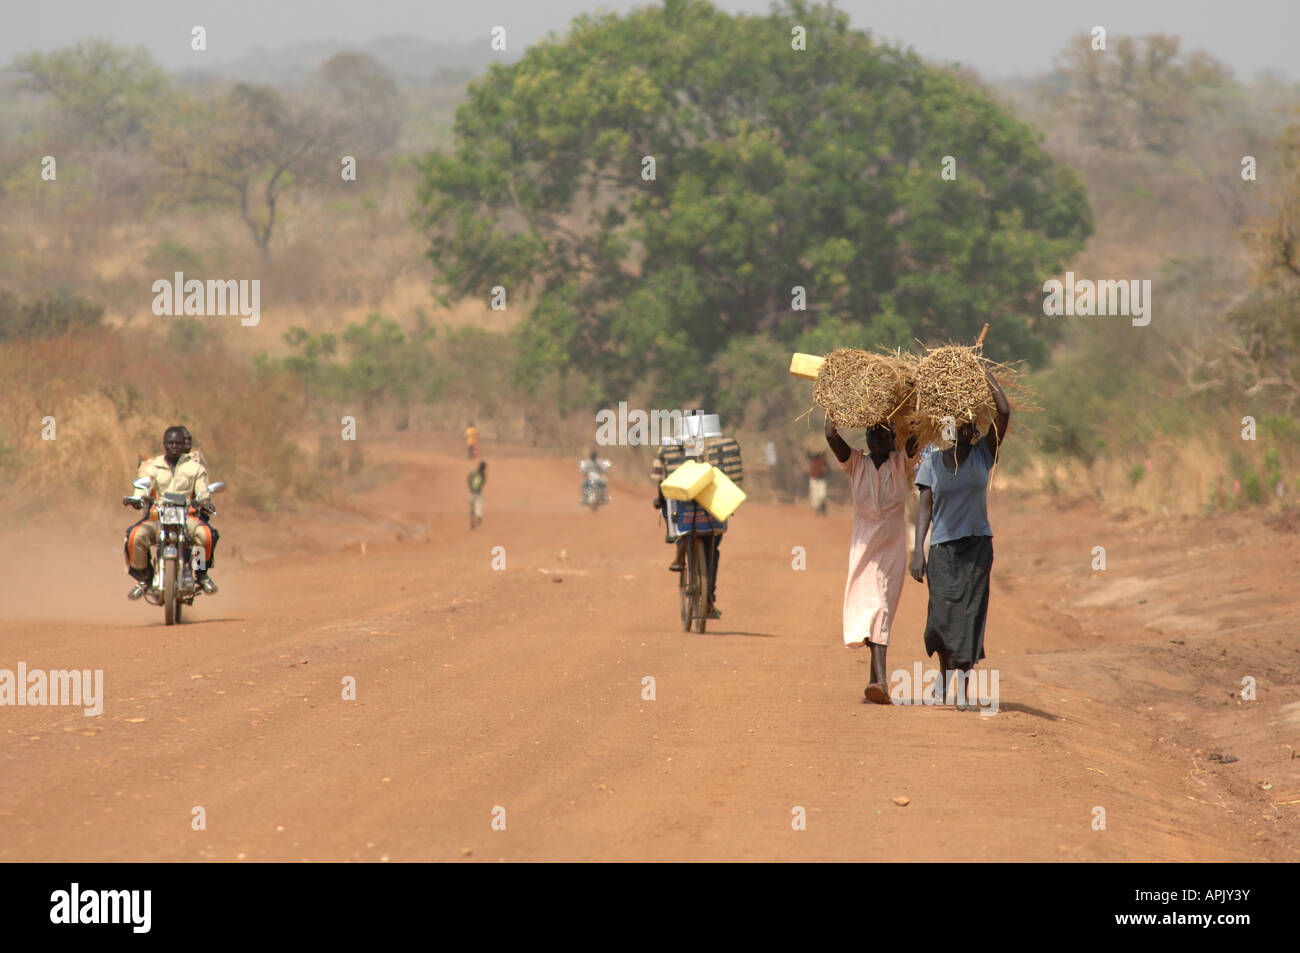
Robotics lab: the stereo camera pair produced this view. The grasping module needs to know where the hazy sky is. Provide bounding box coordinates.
[5,0,1295,80]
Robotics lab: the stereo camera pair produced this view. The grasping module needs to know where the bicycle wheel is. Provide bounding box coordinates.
[678,536,692,631]
[691,535,708,633]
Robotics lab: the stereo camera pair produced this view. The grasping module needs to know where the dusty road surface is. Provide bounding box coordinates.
[1,434,1296,861]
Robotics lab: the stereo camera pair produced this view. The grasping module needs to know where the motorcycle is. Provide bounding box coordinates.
[581,476,610,511]
[580,460,611,511]
[124,477,225,625]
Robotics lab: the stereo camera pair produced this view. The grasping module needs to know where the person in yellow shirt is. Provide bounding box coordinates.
[465,423,479,460]
[123,426,217,599]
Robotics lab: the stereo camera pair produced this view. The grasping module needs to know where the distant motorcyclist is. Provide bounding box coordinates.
[579,450,611,506]
[123,426,217,599]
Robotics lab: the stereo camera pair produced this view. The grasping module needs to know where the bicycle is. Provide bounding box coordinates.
[671,501,719,633]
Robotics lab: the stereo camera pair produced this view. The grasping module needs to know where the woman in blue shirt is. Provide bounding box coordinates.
[910,367,1010,709]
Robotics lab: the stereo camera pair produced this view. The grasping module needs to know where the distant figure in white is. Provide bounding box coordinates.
[580,450,611,507]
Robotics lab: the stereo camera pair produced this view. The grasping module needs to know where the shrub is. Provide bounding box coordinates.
[145,238,203,272]
[1240,468,1264,505]
[277,313,442,414]
[0,286,103,340]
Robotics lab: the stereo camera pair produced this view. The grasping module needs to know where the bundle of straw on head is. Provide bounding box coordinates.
[813,348,914,437]
[911,345,995,449]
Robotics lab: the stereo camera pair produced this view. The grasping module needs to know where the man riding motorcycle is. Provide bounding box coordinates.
[579,450,611,506]
[123,426,217,599]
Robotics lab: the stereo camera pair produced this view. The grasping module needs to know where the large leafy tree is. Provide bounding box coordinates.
[417,0,1091,405]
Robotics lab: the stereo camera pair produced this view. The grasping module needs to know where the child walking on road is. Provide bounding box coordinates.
[826,418,918,704]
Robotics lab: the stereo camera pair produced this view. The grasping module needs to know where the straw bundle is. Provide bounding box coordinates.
[910,345,996,449]
[812,348,914,435]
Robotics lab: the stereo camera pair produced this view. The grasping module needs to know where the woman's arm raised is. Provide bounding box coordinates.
[825,417,851,463]
[983,367,1010,454]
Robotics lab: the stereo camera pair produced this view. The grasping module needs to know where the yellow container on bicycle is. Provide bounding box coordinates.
[695,466,746,521]
[660,459,715,501]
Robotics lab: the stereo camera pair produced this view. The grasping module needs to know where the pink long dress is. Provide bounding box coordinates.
[840,448,911,647]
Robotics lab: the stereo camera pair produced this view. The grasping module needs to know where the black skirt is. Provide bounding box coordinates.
[923,535,993,670]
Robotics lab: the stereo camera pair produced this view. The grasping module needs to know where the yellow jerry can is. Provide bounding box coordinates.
[695,466,746,520]
[661,459,715,501]
[789,353,826,380]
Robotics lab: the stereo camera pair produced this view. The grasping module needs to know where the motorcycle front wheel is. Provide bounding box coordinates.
[163,557,179,626]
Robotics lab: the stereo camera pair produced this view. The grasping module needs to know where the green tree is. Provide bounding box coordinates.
[12,40,173,148]
[416,0,1091,406]
[151,84,327,258]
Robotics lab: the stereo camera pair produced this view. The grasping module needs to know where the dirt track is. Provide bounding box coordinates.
[1,435,1297,861]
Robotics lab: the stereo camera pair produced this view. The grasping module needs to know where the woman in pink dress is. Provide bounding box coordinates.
[825,418,919,704]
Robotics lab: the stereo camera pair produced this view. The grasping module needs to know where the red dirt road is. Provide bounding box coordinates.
[1,435,1297,860]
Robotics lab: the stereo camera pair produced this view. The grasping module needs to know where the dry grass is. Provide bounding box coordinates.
[909,345,999,449]
[0,326,318,517]
[812,348,914,435]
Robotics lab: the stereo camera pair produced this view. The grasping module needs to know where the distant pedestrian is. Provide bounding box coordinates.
[808,450,829,516]
[466,423,479,460]
[468,460,487,529]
